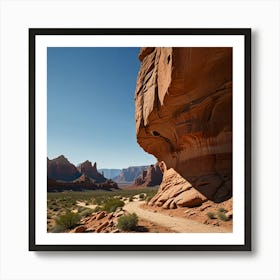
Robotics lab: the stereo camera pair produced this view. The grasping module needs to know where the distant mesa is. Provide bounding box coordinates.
[134,162,163,187]
[47,155,160,191]
[113,166,148,184]
[73,173,92,184]
[47,155,117,192]
[98,169,121,179]
[77,160,106,183]
[47,155,81,182]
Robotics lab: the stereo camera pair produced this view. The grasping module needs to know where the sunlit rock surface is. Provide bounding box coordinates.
[135,47,232,207]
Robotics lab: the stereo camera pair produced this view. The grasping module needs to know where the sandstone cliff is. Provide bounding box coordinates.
[134,162,163,187]
[47,155,81,182]
[113,166,148,183]
[77,160,106,183]
[135,47,232,208]
[98,169,122,179]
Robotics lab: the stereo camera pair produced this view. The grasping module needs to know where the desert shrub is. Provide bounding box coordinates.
[139,193,145,200]
[217,212,229,221]
[207,212,216,219]
[93,205,102,212]
[145,195,153,203]
[80,208,94,217]
[129,196,133,202]
[77,206,85,212]
[93,197,103,205]
[55,212,80,231]
[217,207,227,213]
[51,225,65,233]
[117,213,138,231]
[102,198,125,213]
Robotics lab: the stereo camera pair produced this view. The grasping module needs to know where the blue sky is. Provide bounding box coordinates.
[47,47,155,168]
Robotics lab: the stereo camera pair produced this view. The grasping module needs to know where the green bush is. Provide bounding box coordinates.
[217,207,227,213]
[217,212,229,221]
[102,198,125,213]
[51,225,65,233]
[93,197,104,205]
[55,212,81,231]
[80,208,94,217]
[145,195,153,203]
[117,213,138,231]
[139,193,145,200]
[93,205,102,212]
[207,212,216,219]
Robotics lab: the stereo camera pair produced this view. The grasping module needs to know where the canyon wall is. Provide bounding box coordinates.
[135,47,232,207]
[134,162,163,187]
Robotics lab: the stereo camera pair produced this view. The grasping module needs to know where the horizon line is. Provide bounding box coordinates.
[47,154,156,169]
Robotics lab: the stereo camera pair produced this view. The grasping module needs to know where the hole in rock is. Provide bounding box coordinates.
[167,55,171,64]
[152,131,161,136]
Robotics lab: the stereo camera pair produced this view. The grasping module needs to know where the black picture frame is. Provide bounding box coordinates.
[29,28,251,251]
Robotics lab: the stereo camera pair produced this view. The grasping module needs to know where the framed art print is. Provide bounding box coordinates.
[29,28,251,251]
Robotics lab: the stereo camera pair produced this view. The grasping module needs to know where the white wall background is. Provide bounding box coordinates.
[0,0,279,279]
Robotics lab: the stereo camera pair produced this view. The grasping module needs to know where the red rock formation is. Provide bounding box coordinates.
[77,160,106,183]
[73,173,92,183]
[113,166,148,183]
[148,163,207,209]
[47,155,81,182]
[134,162,163,187]
[135,47,232,207]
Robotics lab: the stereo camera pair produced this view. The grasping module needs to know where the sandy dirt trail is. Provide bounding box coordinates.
[124,201,229,233]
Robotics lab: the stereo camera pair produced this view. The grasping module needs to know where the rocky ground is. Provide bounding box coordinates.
[141,198,233,232]
[69,196,232,233]
[69,207,172,233]
[48,191,232,233]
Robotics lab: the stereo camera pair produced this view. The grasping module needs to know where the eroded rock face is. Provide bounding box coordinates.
[135,47,232,204]
[77,160,106,183]
[134,162,163,187]
[148,163,207,209]
[47,155,81,182]
[113,166,148,183]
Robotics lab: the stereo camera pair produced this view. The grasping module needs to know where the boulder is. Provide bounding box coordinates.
[73,226,87,233]
[148,166,207,209]
[96,211,106,220]
[225,210,233,219]
[95,221,109,233]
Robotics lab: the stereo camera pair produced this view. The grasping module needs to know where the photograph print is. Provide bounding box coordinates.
[29,29,251,250]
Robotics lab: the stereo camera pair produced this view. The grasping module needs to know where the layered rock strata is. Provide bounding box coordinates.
[77,160,106,183]
[135,47,232,207]
[47,155,81,182]
[134,162,163,187]
[113,166,148,183]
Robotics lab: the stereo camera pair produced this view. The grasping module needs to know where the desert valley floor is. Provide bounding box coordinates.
[47,188,232,233]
